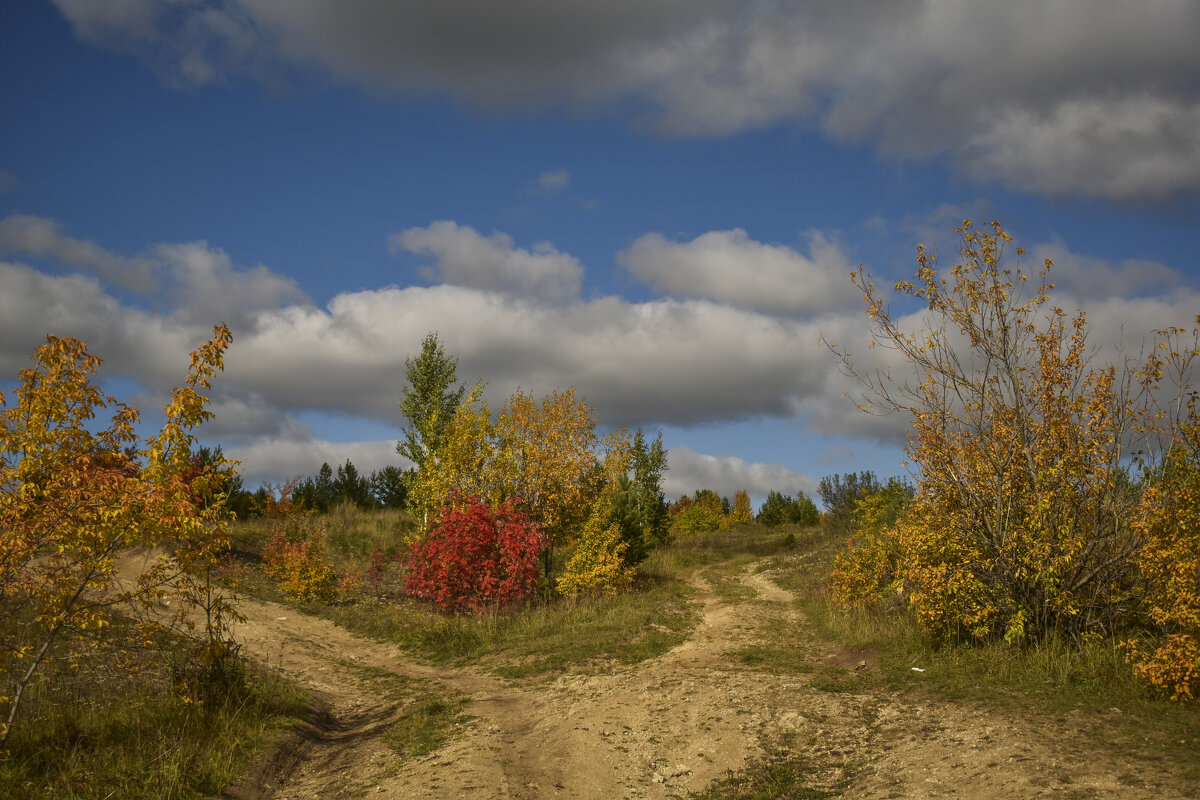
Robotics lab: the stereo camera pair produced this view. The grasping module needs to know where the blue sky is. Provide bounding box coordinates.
[2,1,1199,504]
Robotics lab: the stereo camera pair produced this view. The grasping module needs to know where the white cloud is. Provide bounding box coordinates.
[537,169,570,193]
[152,240,309,325]
[0,214,158,292]
[1029,238,1182,300]
[5,217,1199,474]
[0,215,308,327]
[620,228,859,316]
[0,170,18,193]
[225,436,411,485]
[961,96,1200,201]
[390,220,583,303]
[51,0,1200,202]
[663,446,816,501]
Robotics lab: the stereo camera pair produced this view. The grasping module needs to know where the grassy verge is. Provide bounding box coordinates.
[228,513,793,679]
[763,527,1200,781]
[0,620,309,800]
[339,662,470,759]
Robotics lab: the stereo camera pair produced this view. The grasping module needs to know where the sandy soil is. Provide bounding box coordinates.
[204,558,1194,800]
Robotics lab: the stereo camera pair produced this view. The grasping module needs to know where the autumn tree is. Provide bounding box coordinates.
[826,220,1175,645]
[493,388,599,554]
[397,332,468,475]
[670,490,727,535]
[0,326,236,740]
[407,383,496,528]
[559,432,636,596]
[410,386,601,573]
[730,490,754,524]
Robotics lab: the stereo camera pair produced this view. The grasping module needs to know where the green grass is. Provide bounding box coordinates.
[0,624,309,800]
[701,559,761,604]
[314,573,698,678]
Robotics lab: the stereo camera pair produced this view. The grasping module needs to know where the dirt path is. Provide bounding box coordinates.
[216,559,1193,800]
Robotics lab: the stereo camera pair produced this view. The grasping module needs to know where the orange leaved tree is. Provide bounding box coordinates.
[0,325,235,740]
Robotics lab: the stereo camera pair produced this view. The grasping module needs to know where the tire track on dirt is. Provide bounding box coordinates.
[129,550,1196,799]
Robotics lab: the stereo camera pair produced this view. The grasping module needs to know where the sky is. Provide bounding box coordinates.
[2,1,1199,505]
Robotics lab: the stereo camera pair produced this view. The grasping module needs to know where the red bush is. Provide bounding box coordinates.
[405,492,545,613]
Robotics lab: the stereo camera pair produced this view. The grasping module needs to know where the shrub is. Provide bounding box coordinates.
[558,520,633,598]
[261,519,340,603]
[827,221,1200,692]
[405,494,545,613]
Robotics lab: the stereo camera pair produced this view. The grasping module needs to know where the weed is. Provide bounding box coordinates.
[690,749,835,800]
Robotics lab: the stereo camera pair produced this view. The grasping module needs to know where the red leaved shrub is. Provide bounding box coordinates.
[405,492,545,613]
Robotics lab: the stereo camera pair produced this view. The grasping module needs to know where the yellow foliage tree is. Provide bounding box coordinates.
[0,326,237,740]
[558,431,635,596]
[730,490,754,524]
[493,388,598,550]
[827,221,1161,643]
[409,386,603,579]
[408,382,496,528]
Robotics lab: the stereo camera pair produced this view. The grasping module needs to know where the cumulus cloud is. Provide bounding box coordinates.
[0,214,158,292]
[152,240,309,325]
[51,0,1200,202]
[0,170,18,193]
[5,217,1199,472]
[0,214,309,330]
[537,169,570,193]
[390,220,583,303]
[1029,238,1182,300]
[663,446,816,501]
[225,436,411,485]
[620,228,859,316]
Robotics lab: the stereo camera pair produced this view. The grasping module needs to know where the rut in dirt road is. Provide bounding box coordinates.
[223,559,1197,800]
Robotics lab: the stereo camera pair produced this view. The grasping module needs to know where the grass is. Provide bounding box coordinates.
[228,515,794,679]
[762,526,1200,781]
[338,662,470,759]
[0,617,310,800]
[688,749,836,800]
[314,561,698,678]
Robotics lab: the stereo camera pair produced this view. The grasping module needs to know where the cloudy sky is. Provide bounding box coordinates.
[2,1,1199,504]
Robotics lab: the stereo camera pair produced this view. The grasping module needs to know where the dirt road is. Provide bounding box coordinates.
[219,559,1193,799]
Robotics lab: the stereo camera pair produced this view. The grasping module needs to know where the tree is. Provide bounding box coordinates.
[369,465,412,509]
[410,387,601,575]
[493,388,599,552]
[671,490,727,535]
[333,459,373,508]
[632,430,670,547]
[755,490,820,527]
[0,326,236,740]
[825,220,1180,644]
[407,385,497,528]
[818,471,881,533]
[397,332,467,474]
[756,491,793,527]
[730,490,754,524]
[560,433,636,595]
